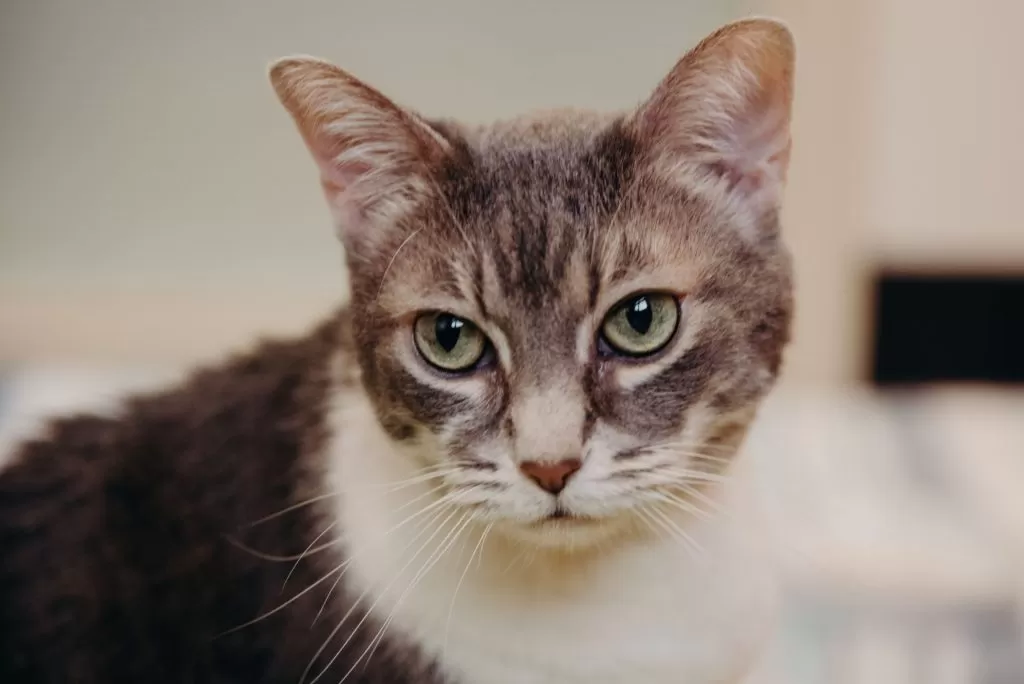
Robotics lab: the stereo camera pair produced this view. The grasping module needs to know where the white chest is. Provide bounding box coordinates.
[404,540,776,684]
[336,476,776,683]
[328,392,777,684]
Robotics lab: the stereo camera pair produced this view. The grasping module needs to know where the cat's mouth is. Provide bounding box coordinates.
[535,507,597,525]
[505,507,628,550]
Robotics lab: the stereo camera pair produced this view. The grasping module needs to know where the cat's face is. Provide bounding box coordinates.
[272,19,795,548]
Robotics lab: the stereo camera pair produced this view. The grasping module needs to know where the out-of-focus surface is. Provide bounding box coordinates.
[2,0,1022,682]
[745,389,1024,684]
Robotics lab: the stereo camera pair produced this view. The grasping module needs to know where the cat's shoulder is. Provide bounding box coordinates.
[0,308,347,555]
[0,310,349,681]
[4,310,344,469]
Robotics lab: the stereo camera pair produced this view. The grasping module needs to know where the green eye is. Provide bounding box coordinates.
[600,293,679,357]
[414,312,488,372]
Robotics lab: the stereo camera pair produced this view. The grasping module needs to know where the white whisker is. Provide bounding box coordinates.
[444,522,492,659]
[314,494,459,624]
[677,483,724,515]
[307,506,465,684]
[243,492,339,527]
[647,506,706,558]
[218,560,348,636]
[352,513,475,680]
[381,466,462,494]
[652,468,728,484]
[283,522,338,592]
[634,506,667,542]
[224,534,342,563]
[647,491,713,520]
[390,481,452,515]
[375,227,425,300]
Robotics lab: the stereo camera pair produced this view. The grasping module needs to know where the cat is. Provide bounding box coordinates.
[0,17,795,684]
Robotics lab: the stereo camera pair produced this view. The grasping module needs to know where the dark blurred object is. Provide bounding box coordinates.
[871,272,1024,385]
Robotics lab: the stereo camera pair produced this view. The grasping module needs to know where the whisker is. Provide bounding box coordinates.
[307,507,466,684]
[380,466,463,494]
[654,438,737,452]
[217,560,349,636]
[302,592,362,683]
[633,506,667,542]
[647,506,706,558]
[304,503,460,680]
[386,486,476,533]
[638,440,734,455]
[501,545,530,576]
[243,492,339,528]
[390,481,452,515]
[640,447,734,463]
[313,557,358,625]
[375,227,425,300]
[283,522,338,592]
[354,513,475,679]
[640,506,689,553]
[687,452,733,463]
[231,489,472,638]
[610,465,658,479]
[224,534,341,563]
[314,494,460,624]
[444,522,492,659]
[647,491,713,521]
[677,483,724,514]
[650,468,728,484]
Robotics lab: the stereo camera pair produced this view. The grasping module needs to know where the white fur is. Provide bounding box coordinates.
[326,374,778,684]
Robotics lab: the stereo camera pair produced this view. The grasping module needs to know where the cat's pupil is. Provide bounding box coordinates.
[435,315,464,352]
[626,297,653,334]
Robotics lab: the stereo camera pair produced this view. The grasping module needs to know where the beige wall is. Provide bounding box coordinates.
[0,0,740,363]
[3,0,1021,386]
[764,0,1024,384]
[866,0,1024,268]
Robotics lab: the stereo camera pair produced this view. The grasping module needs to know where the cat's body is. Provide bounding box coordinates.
[0,19,796,684]
[0,317,445,683]
[0,311,772,684]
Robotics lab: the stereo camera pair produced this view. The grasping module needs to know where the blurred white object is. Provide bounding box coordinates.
[0,365,181,466]
[746,388,1024,684]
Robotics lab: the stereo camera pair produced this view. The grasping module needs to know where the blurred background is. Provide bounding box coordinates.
[1,1,1022,682]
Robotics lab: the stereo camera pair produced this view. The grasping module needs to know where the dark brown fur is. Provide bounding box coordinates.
[0,314,440,683]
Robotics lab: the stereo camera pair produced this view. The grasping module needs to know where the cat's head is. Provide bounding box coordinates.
[271,19,795,549]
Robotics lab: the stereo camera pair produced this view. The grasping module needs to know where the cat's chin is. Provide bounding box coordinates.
[495,513,631,551]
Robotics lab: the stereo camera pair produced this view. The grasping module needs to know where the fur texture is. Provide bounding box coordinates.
[0,316,440,682]
[0,18,795,683]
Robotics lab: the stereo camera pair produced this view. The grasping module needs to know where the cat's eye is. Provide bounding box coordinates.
[414,312,489,372]
[599,293,680,357]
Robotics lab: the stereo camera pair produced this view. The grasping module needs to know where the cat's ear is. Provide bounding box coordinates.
[269,57,449,251]
[630,18,795,215]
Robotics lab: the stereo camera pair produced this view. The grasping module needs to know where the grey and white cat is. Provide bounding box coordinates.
[0,18,795,684]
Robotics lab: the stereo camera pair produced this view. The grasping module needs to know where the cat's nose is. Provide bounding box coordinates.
[519,459,581,495]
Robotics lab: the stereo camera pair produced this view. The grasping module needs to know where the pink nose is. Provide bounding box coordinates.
[519,459,581,495]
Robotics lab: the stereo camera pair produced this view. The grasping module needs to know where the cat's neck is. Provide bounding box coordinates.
[323,354,778,683]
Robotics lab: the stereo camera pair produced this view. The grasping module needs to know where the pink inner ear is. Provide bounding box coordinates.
[314,152,373,197]
[676,79,789,206]
[709,159,762,196]
[318,172,371,234]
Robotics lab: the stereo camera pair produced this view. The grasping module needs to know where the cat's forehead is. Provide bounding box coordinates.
[429,118,639,315]
[379,115,713,323]
[443,112,634,220]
